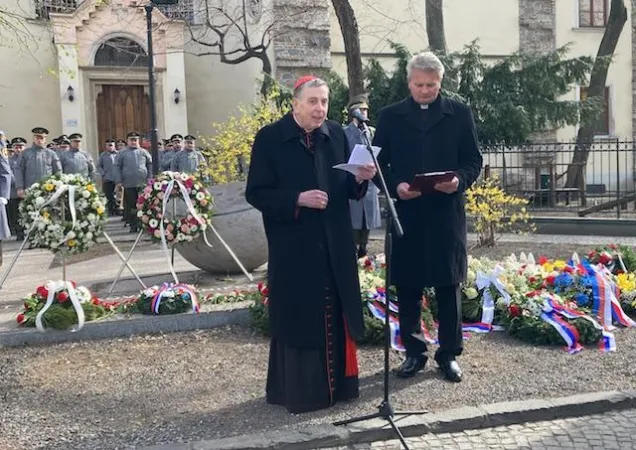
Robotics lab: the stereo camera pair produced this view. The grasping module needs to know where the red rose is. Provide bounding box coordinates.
[588,250,597,259]
[16,313,25,324]
[538,256,548,265]
[364,259,372,267]
[529,276,537,283]
[36,286,49,298]
[609,243,617,250]
[261,287,269,297]
[526,290,538,297]
[546,275,556,285]
[257,282,264,291]
[563,266,574,274]
[599,252,612,265]
[508,304,522,317]
[57,291,69,303]
[91,298,100,305]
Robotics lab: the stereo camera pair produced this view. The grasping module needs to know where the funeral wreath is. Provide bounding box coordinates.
[18,173,107,254]
[136,171,214,244]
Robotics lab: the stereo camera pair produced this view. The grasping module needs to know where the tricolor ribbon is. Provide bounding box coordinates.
[149,282,200,315]
[35,280,86,332]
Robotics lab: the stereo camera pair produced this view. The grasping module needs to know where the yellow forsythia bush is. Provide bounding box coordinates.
[465,175,534,247]
[200,87,290,185]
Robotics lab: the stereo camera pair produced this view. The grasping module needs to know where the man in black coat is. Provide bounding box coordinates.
[245,76,377,413]
[373,52,483,382]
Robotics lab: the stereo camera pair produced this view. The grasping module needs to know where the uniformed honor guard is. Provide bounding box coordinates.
[97,138,119,215]
[344,94,382,259]
[0,144,12,265]
[115,139,126,151]
[114,131,152,233]
[7,137,26,240]
[15,127,62,199]
[60,133,96,181]
[161,134,182,170]
[170,134,206,174]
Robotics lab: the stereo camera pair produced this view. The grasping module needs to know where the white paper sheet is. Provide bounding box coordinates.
[333,144,381,176]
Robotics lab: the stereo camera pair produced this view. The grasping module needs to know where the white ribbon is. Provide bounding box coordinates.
[35,183,78,247]
[475,265,511,325]
[35,280,86,332]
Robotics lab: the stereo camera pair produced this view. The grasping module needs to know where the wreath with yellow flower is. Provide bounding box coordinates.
[18,173,107,254]
[136,171,213,244]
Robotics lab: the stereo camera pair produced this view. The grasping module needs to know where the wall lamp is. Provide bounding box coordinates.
[174,88,181,104]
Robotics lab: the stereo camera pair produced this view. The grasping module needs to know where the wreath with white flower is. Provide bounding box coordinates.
[136,171,213,244]
[18,173,107,254]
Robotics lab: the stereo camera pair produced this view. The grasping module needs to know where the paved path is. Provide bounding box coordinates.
[326,408,636,449]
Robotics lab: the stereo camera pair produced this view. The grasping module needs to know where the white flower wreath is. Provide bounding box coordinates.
[18,173,107,254]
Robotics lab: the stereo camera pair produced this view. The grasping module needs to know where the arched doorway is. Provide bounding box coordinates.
[94,37,151,145]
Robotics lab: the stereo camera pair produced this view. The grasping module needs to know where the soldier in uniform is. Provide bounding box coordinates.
[15,127,62,199]
[0,142,11,264]
[60,133,95,181]
[115,139,126,151]
[7,137,26,240]
[97,138,119,215]
[170,134,206,174]
[114,131,152,233]
[343,94,382,258]
[161,133,182,170]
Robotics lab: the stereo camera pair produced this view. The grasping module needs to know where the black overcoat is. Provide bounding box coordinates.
[245,113,367,348]
[373,95,483,288]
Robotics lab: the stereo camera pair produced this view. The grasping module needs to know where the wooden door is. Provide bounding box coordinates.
[96,85,150,147]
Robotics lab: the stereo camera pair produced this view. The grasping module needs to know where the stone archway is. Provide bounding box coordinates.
[93,37,149,67]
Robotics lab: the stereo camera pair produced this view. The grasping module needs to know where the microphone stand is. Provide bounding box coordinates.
[333,120,427,449]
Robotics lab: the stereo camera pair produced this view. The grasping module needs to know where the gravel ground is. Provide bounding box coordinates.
[1,326,636,450]
[2,238,636,450]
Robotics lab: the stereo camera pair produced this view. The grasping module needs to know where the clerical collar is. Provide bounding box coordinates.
[420,104,429,110]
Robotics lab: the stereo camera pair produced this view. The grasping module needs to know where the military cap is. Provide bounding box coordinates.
[170,133,183,141]
[116,139,126,144]
[126,131,141,138]
[11,137,27,145]
[162,139,170,145]
[184,134,196,141]
[347,94,369,112]
[105,138,116,143]
[46,143,55,148]
[59,138,71,145]
[32,127,49,135]
[69,133,83,140]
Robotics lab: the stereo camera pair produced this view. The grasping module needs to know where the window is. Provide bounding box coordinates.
[94,38,148,67]
[579,0,608,27]
[35,0,77,20]
[580,86,611,135]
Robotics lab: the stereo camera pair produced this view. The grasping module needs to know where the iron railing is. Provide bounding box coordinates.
[481,139,636,218]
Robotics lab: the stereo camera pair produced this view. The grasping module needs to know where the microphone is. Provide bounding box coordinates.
[351,108,370,125]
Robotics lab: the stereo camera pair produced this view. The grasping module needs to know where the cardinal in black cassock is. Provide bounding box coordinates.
[245,76,377,414]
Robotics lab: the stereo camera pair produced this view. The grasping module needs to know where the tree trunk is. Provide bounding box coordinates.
[259,52,274,96]
[425,0,447,54]
[565,0,627,190]
[331,0,365,99]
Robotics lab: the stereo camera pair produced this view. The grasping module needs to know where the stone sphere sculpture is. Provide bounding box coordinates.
[175,181,268,274]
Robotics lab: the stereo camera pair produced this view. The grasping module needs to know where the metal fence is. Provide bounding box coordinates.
[481,139,636,219]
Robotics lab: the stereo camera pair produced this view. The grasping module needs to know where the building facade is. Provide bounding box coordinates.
[0,0,633,163]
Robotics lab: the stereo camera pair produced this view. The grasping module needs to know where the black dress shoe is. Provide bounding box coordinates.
[395,355,427,378]
[438,360,463,383]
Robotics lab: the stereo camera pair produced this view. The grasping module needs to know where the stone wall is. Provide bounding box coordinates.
[518,0,557,151]
[272,0,332,87]
[633,0,636,139]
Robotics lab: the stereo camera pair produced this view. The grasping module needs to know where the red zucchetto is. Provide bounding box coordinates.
[293,75,318,90]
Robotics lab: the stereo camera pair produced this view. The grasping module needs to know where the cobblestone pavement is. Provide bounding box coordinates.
[327,408,636,449]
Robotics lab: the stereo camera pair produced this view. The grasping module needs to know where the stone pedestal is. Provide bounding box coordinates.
[175,182,268,274]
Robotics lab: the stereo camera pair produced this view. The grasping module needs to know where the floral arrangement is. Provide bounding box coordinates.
[241,242,636,353]
[128,283,200,315]
[465,175,534,248]
[136,171,213,245]
[17,281,112,331]
[18,173,107,254]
